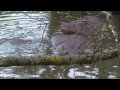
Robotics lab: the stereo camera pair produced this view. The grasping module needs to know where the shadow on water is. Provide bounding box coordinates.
[0,11,120,79]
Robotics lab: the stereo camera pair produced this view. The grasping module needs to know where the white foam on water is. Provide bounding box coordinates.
[108,75,116,79]
[112,66,119,68]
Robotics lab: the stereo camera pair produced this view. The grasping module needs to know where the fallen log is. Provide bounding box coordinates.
[0,49,119,67]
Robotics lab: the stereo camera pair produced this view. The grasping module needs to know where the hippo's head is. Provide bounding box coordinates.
[60,16,103,37]
[9,38,32,45]
[60,21,82,34]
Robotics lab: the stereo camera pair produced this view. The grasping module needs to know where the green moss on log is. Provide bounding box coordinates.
[0,49,119,67]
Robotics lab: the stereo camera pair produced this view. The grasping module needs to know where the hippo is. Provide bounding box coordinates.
[51,16,103,55]
[60,16,103,37]
[51,34,87,55]
[9,38,32,45]
[8,38,48,45]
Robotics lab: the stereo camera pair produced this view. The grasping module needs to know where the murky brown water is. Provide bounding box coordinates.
[0,11,120,79]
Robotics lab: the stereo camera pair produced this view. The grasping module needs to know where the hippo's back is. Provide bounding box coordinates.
[60,16,103,36]
[51,34,86,55]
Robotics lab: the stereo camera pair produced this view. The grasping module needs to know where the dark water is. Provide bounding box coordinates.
[0,11,120,79]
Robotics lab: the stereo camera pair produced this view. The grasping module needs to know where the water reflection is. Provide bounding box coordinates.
[0,57,119,79]
[0,11,49,56]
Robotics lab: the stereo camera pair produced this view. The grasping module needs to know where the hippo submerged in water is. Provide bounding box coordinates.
[51,16,103,55]
[6,16,103,55]
[60,16,103,36]
[8,38,48,45]
[51,34,86,55]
